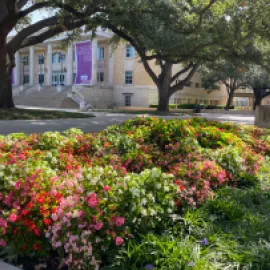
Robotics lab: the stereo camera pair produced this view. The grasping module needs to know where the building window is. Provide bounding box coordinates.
[97,47,105,61]
[125,71,133,85]
[52,52,65,64]
[38,74,44,85]
[21,56,29,66]
[195,82,201,88]
[23,74,29,84]
[52,53,58,64]
[97,72,104,83]
[125,45,135,58]
[125,95,132,106]
[38,54,44,65]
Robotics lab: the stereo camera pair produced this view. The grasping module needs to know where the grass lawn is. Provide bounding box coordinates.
[0,108,94,120]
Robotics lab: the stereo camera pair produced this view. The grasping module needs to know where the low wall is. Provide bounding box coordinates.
[255,106,270,128]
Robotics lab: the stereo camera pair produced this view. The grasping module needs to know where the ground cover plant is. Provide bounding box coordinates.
[0,117,269,269]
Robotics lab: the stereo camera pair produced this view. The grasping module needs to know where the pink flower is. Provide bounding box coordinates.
[0,218,7,228]
[115,236,124,246]
[15,180,22,190]
[115,217,125,227]
[51,213,58,221]
[94,222,104,230]
[103,185,111,192]
[8,213,17,223]
[87,193,99,208]
[0,239,6,247]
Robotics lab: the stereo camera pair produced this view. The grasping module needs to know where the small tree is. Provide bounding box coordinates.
[95,0,263,112]
[201,62,251,110]
[200,44,263,110]
[245,67,270,109]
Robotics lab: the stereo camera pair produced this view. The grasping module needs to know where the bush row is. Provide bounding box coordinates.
[149,104,235,109]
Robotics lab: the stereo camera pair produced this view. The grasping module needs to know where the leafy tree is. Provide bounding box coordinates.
[245,67,270,109]
[94,0,264,112]
[200,45,263,110]
[0,0,104,109]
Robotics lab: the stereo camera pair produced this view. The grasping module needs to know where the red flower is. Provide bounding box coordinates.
[178,185,185,191]
[43,218,52,226]
[175,180,181,185]
[33,243,42,251]
[36,197,44,204]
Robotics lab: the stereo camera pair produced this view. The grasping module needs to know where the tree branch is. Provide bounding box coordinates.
[16,0,28,11]
[102,20,159,85]
[170,64,199,93]
[170,62,194,83]
[19,19,86,49]
[7,15,77,52]
[19,1,84,18]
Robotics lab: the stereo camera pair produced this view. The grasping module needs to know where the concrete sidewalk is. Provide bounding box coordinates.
[0,262,20,270]
[0,112,255,135]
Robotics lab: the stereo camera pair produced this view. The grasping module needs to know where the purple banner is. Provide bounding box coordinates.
[11,68,15,85]
[75,41,92,85]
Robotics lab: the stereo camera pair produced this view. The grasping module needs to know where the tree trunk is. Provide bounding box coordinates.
[253,89,262,111]
[253,97,262,110]
[157,86,170,112]
[0,36,15,109]
[156,63,173,112]
[225,91,234,110]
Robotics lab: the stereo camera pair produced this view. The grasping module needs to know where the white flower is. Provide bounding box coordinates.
[151,168,160,178]
[149,209,157,216]
[141,208,147,216]
[156,183,162,189]
[0,165,5,170]
[141,198,147,206]
[164,186,169,192]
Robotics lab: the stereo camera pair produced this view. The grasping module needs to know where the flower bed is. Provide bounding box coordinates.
[0,117,269,269]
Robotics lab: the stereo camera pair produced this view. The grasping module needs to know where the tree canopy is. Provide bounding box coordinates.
[93,0,270,111]
[99,1,265,110]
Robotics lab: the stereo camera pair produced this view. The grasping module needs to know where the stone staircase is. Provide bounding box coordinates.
[14,85,79,109]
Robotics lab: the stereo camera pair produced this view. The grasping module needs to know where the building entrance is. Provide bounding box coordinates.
[52,73,65,86]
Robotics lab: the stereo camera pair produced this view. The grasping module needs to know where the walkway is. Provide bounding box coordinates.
[0,262,20,270]
[0,111,255,135]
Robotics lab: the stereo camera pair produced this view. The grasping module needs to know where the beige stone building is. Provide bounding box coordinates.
[11,29,256,109]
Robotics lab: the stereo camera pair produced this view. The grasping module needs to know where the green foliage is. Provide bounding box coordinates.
[0,117,269,269]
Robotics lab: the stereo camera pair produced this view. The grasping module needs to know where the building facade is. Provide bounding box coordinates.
[10,29,252,109]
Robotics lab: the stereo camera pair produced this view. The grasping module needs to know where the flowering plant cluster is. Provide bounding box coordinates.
[0,117,269,269]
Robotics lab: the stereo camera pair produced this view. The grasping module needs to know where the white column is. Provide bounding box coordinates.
[92,38,97,85]
[108,45,114,87]
[29,46,35,85]
[66,43,73,85]
[47,43,52,86]
[15,52,20,86]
